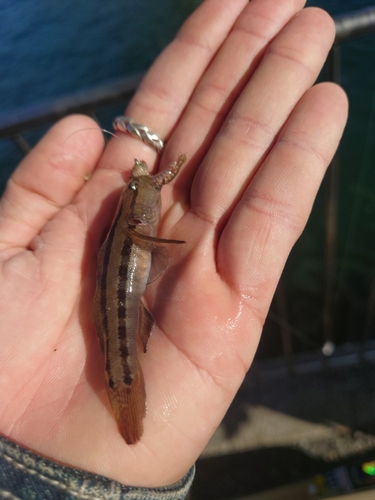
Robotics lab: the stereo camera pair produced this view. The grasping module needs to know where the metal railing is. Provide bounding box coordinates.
[0,72,144,153]
[264,6,375,376]
[1,6,375,374]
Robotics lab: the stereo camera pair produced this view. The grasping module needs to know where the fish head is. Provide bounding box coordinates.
[126,175,161,233]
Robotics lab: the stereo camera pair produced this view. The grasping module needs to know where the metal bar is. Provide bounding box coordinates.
[334,6,375,43]
[321,40,343,355]
[273,281,294,373]
[0,73,144,139]
[246,342,375,383]
[362,278,375,349]
[328,44,341,83]
[12,133,31,155]
[323,114,339,350]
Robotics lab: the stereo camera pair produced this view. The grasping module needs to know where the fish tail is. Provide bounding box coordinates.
[107,369,146,445]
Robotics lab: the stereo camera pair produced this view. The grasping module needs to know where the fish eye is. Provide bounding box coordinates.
[129,180,138,191]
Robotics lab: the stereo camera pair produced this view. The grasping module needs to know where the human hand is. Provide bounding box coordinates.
[0,0,347,489]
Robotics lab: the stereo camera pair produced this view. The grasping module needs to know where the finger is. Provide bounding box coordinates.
[165,0,306,193]
[217,82,348,317]
[190,8,335,224]
[126,0,250,137]
[0,116,104,252]
[95,0,250,178]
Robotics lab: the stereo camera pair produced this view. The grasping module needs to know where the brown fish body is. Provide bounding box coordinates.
[93,154,186,444]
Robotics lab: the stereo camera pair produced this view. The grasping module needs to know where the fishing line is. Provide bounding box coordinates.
[267,311,320,350]
[61,126,141,176]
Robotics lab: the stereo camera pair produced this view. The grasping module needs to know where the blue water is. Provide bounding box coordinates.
[0,0,201,113]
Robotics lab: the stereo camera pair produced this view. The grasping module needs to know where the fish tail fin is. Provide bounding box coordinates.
[107,369,146,445]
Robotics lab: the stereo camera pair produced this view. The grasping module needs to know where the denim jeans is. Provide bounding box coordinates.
[0,434,194,499]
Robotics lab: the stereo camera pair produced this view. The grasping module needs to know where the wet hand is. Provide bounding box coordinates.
[0,0,347,489]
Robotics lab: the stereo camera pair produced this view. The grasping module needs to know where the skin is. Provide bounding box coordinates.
[0,0,348,489]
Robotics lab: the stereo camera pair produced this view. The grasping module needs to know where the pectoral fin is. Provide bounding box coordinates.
[138,302,155,353]
[148,246,169,283]
[126,227,185,246]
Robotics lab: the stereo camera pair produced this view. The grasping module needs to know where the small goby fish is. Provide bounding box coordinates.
[93,153,186,444]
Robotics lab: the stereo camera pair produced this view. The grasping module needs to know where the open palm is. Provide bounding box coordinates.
[0,0,347,489]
